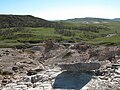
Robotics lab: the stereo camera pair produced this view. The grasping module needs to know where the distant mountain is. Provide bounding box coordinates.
[113,18,120,21]
[63,17,114,23]
[0,14,55,28]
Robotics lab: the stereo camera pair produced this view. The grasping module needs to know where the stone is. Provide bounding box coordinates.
[1,76,12,86]
[115,68,120,74]
[44,39,55,53]
[14,85,27,90]
[27,70,37,76]
[99,76,109,80]
[27,87,44,90]
[18,82,33,87]
[2,68,14,75]
[112,64,120,67]
[5,83,17,87]
[52,72,93,89]
[22,76,31,82]
[58,62,101,72]
[70,42,91,52]
[0,45,120,90]
[31,74,43,83]
[95,70,105,76]
[12,66,19,72]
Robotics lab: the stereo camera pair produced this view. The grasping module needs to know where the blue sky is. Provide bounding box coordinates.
[0,0,120,20]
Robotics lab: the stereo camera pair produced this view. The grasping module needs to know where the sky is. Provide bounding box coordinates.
[0,0,120,20]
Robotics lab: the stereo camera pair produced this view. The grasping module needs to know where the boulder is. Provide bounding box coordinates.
[58,62,101,72]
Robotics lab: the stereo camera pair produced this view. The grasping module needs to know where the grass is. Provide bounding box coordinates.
[0,21,120,48]
[88,36,120,45]
[0,40,25,48]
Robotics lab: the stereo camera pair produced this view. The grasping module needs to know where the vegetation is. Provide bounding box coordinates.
[0,15,120,48]
[0,15,56,28]
[63,17,117,23]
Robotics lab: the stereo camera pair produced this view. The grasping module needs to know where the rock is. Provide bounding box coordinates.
[41,83,52,90]
[58,62,101,71]
[114,74,120,78]
[23,74,44,84]
[2,76,12,86]
[12,66,19,72]
[28,46,45,51]
[28,87,44,90]
[17,82,33,87]
[44,39,64,53]
[70,42,91,52]
[95,70,105,76]
[44,39,55,53]
[14,85,27,90]
[27,70,37,76]
[0,45,120,90]
[115,68,120,75]
[99,76,109,80]
[52,71,93,89]
[5,83,17,87]
[33,65,44,72]
[31,74,42,83]
[2,70,13,75]
[22,76,31,82]
[112,64,120,67]
[13,59,44,74]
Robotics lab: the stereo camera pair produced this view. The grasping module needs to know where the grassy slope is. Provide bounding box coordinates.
[0,22,120,48]
[88,22,120,45]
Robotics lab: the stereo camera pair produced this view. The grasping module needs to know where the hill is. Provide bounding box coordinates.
[0,14,55,28]
[0,15,120,47]
[113,18,120,21]
[63,17,115,23]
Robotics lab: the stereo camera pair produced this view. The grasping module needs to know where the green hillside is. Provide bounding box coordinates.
[0,14,55,28]
[63,17,117,23]
[0,15,120,48]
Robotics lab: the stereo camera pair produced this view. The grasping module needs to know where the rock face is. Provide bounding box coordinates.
[58,63,101,71]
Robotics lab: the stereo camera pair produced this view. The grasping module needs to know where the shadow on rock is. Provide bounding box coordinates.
[52,71,93,90]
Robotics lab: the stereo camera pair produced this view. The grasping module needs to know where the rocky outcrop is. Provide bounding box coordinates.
[0,43,120,90]
[1,67,62,90]
[1,62,120,90]
[44,39,64,53]
[58,63,101,71]
[13,60,44,73]
[69,42,91,52]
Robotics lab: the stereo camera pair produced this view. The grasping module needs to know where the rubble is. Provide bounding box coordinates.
[0,43,120,90]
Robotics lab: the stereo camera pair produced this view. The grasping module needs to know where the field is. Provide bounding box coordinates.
[0,21,120,48]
